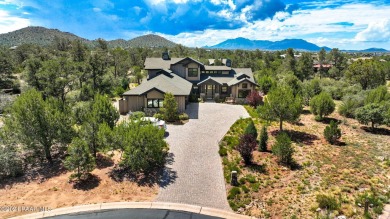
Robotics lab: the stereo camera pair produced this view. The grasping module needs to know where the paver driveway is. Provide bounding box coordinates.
[156,102,250,210]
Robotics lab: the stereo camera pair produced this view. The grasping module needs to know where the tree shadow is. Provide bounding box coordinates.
[95,154,114,169]
[318,117,340,125]
[248,163,268,174]
[108,152,177,188]
[361,126,390,136]
[72,174,101,191]
[290,161,303,171]
[302,109,311,115]
[0,154,67,189]
[270,130,319,146]
[186,103,199,119]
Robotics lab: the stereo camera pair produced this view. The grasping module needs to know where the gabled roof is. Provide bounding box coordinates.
[227,77,258,86]
[144,58,183,70]
[123,73,192,96]
[197,76,224,85]
[172,57,204,66]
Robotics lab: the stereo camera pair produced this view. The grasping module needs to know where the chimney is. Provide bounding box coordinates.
[162,52,170,60]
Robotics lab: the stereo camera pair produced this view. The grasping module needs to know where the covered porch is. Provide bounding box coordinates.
[197,78,230,100]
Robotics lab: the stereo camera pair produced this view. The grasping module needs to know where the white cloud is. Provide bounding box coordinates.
[0,10,30,34]
[355,19,390,42]
[158,2,390,50]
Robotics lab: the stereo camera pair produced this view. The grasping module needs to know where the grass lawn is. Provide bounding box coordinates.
[219,106,390,218]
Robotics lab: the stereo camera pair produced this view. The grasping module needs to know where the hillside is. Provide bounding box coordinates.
[0,26,177,48]
[126,34,177,48]
[207,37,331,51]
[0,26,90,47]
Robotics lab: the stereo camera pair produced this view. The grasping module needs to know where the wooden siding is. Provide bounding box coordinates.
[146,90,164,99]
[175,96,187,113]
[186,62,200,81]
[126,96,145,112]
[171,64,186,78]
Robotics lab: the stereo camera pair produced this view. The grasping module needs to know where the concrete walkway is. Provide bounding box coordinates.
[156,102,249,210]
[379,205,390,219]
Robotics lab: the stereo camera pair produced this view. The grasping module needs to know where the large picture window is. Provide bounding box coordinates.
[147,99,164,108]
[188,68,198,77]
[238,89,250,98]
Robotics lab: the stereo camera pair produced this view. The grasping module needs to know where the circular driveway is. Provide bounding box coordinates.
[157,102,249,210]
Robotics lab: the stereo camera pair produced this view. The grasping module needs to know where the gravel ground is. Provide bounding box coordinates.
[156,102,249,210]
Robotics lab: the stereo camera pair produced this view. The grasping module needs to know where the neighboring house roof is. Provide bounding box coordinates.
[123,73,192,96]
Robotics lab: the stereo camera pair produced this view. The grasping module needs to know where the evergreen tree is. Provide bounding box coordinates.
[324,120,341,144]
[64,138,96,180]
[259,125,268,152]
[244,120,258,139]
[272,132,294,166]
[161,92,178,122]
[310,92,335,120]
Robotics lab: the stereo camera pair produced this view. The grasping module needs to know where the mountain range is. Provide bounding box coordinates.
[205,37,332,51]
[0,26,388,52]
[0,26,177,48]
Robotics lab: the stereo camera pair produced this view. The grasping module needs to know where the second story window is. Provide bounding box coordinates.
[188,68,198,77]
[242,83,248,89]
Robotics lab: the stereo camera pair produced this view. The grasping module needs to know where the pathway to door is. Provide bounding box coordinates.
[156,102,249,210]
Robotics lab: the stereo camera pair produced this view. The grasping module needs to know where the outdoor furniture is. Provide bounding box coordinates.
[225,97,235,104]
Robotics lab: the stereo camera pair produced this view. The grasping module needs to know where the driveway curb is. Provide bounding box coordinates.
[9,202,254,219]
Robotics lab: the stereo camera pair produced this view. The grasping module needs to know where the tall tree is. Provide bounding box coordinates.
[110,47,130,79]
[79,94,119,157]
[345,59,386,90]
[3,89,73,164]
[258,85,302,131]
[328,48,345,73]
[71,40,87,62]
[0,49,15,89]
[64,137,96,180]
[296,52,314,81]
[318,48,327,78]
[161,93,178,122]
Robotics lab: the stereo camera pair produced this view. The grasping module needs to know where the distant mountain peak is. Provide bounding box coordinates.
[0,26,177,48]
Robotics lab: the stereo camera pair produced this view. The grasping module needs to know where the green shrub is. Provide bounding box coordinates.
[153,113,164,120]
[339,95,365,118]
[241,185,250,193]
[229,200,239,211]
[259,125,268,152]
[160,93,178,122]
[189,94,198,102]
[239,177,246,185]
[272,132,294,166]
[244,120,258,139]
[178,113,189,120]
[228,187,241,199]
[218,147,227,156]
[236,134,257,165]
[113,86,125,97]
[246,174,257,183]
[130,111,145,120]
[324,120,341,144]
[251,183,260,192]
[316,193,340,211]
[310,92,335,120]
[0,145,23,179]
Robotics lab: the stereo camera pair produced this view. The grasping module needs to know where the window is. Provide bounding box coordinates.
[147,99,164,108]
[188,68,198,77]
[242,83,248,89]
[221,86,228,93]
[238,89,250,98]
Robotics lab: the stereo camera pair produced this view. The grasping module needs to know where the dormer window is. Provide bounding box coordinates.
[188,68,198,77]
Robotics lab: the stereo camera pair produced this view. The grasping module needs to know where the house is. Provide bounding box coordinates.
[120,52,257,115]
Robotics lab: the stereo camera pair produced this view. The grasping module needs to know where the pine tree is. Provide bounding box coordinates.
[64,138,96,180]
[259,125,268,152]
[244,120,258,139]
[324,120,341,144]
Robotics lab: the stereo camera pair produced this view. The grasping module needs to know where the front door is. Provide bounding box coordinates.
[206,84,214,99]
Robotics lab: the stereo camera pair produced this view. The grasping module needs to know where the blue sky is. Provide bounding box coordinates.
[0,0,389,49]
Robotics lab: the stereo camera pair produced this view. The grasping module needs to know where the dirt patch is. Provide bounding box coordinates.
[0,152,158,218]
